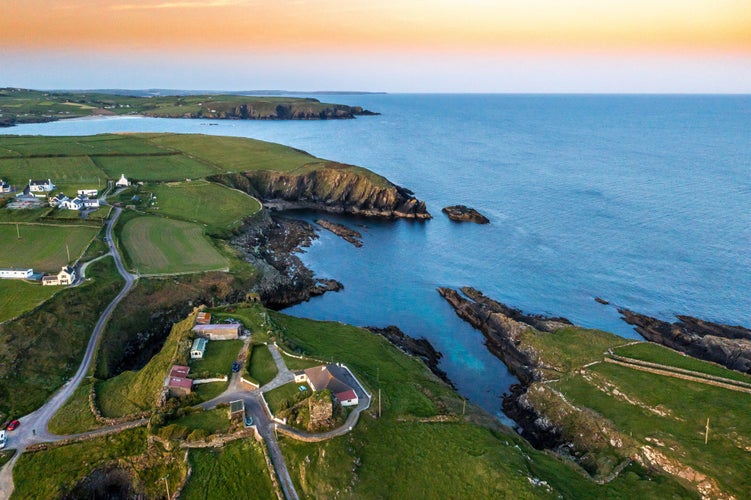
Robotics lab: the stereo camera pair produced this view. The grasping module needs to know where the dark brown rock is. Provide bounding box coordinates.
[366,325,451,386]
[315,219,363,247]
[441,205,489,224]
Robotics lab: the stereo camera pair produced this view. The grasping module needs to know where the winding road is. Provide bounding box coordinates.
[0,207,137,500]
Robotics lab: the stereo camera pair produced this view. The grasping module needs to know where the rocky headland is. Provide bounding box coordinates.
[441,205,489,224]
[209,164,431,219]
[619,309,751,374]
[232,211,342,309]
[366,325,450,386]
[315,219,363,247]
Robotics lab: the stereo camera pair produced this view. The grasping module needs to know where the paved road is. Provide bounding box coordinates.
[0,207,137,500]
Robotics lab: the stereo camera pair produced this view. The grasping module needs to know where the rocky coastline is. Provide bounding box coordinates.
[366,325,451,386]
[437,287,572,447]
[232,211,342,309]
[441,205,489,224]
[619,309,751,374]
[315,219,363,247]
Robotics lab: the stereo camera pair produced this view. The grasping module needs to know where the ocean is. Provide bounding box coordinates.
[6,94,750,419]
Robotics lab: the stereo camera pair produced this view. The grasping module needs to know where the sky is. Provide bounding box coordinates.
[2,0,750,92]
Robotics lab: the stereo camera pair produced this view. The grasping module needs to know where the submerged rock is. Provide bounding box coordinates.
[441,205,489,224]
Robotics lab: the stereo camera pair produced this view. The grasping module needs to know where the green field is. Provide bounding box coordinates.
[147,180,261,229]
[120,216,228,275]
[92,153,219,181]
[189,339,243,379]
[47,379,102,435]
[0,223,100,272]
[181,439,277,500]
[171,407,232,435]
[0,279,60,323]
[246,343,278,386]
[265,381,311,415]
[0,257,123,419]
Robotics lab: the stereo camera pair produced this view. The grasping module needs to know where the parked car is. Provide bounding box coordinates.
[7,419,20,431]
[232,361,241,373]
[0,429,6,449]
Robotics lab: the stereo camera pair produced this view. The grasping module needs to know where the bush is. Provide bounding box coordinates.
[187,429,209,442]
[158,424,189,441]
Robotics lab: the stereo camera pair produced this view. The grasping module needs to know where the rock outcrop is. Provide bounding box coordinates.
[145,101,378,120]
[209,163,431,219]
[315,219,363,247]
[441,205,489,224]
[619,309,751,374]
[366,325,450,385]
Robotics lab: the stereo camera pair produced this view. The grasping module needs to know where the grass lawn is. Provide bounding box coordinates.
[0,155,104,190]
[613,342,751,384]
[146,180,261,230]
[120,215,228,275]
[211,304,271,343]
[0,279,60,323]
[11,427,187,500]
[92,153,218,181]
[279,351,322,371]
[96,315,195,418]
[189,339,243,378]
[171,407,231,435]
[247,343,278,386]
[0,257,123,419]
[194,381,227,402]
[48,378,102,435]
[264,381,310,415]
[0,223,100,273]
[181,439,277,500]
[0,449,16,469]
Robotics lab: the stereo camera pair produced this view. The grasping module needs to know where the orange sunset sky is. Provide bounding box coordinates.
[2,0,750,92]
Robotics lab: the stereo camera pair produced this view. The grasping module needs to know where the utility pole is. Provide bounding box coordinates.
[705,417,710,445]
[378,388,381,418]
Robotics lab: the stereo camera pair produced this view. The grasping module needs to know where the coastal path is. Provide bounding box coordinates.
[0,207,138,500]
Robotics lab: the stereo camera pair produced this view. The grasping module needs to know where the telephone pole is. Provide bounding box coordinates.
[705,417,710,445]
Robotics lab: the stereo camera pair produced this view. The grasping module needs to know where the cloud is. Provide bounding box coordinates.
[111,0,247,10]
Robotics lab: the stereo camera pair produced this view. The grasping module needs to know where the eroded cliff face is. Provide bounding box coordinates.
[210,163,431,219]
[619,310,751,374]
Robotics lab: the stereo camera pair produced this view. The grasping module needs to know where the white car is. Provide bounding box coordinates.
[0,429,6,449]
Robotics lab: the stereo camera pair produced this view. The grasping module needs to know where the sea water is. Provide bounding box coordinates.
[6,94,750,419]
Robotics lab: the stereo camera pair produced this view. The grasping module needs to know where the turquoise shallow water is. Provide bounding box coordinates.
[6,94,750,419]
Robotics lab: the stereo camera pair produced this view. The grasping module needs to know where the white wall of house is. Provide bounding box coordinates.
[0,268,33,279]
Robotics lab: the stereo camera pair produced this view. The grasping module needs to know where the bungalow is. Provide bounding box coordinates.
[0,268,33,280]
[81,196,100,209]
[115,174,131,188]
[294,365,359,407]
[192,323,240,341]
[77,189,98,197]
[49,193,70,207]
[43,266,76,286]
[0,179,13,193]
[29,178,55,193]
[59,197,83,211]
[190,337,208,359]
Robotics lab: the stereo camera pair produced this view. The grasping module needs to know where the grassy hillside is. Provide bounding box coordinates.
[269,312,694,498]
[96,313,195,418]
[0,279,60,323]
[0,257,123,419]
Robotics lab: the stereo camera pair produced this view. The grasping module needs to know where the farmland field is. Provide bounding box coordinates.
[92,153,219,181]
[0,280,60,323]
[120,216,228,275]
[0,223,99,272]
[147,180,261,229]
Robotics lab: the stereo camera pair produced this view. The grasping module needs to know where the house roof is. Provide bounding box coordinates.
[335,389,358,402]
[41,276,58,282]
[303,365,354,395]
[192,324,239,332]
[191,338,208,351]
[168,376,193,389]
[170,365,190,377]
[230,400,244,413]
[195,311,211,325]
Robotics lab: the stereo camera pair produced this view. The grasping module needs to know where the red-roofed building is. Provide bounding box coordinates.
[195,311,211,325]
[167,377,193,397]
[335,389,358,406]
[294,364,359,407]
[170,365,190,377]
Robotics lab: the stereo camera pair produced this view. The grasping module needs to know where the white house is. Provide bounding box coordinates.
[49,193,70,207]
[294,365,360,407]
[0,268,33,279]
[60,197,83,211]
[190,337,208,359]
[43,266,76,286]
[0,179,13,193]
[115,174,131,188]
[29,178,55,193]
[78,189,98,197]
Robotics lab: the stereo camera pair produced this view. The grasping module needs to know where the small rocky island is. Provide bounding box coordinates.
[442,205,489,224]
[316,219,363,247]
